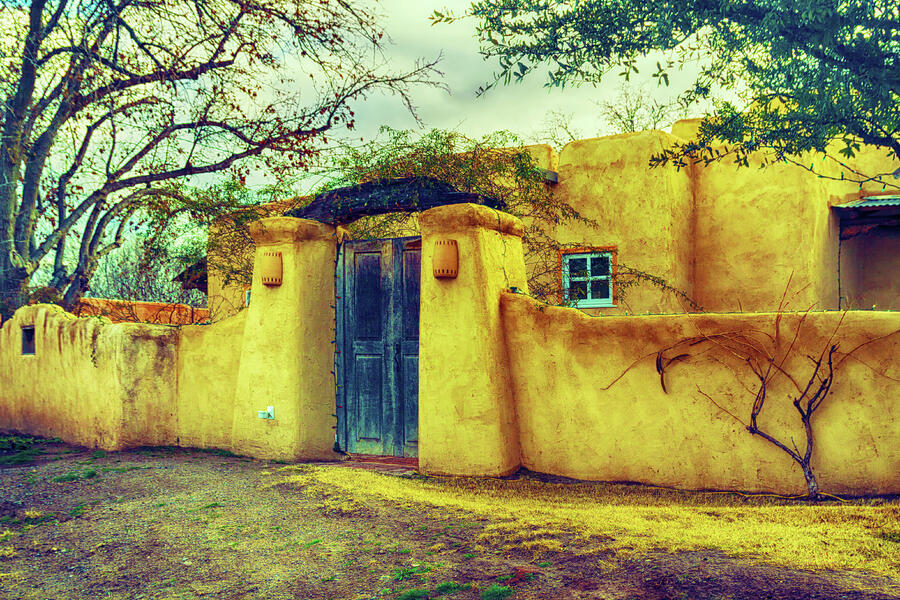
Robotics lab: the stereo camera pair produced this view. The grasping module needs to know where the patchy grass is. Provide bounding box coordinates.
[2,438,896,600]
[0,436,46,466]
[51,469,98,483]
[290,466,900,579]
[480,584,513,600]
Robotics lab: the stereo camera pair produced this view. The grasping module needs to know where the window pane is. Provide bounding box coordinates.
[569,281,588,300]
[568,257,587,278]
[591,255,610,277]
[591,279,610,300]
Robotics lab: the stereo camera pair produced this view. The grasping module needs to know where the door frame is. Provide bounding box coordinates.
[334,236,421,456]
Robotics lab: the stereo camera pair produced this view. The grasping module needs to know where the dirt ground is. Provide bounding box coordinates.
[1,438,898,600]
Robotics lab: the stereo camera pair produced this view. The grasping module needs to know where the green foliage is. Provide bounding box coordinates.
[0,436,38,452]
[0,436,46,465]
[396,590,430,600]
[392,564,431,581]
[434,581,465,595]
[197,447,241,458]
[0,447,43,466]
[481,584,513,600]
[51,469,97,483]
[317,127,596,304]
[439,1,900,188]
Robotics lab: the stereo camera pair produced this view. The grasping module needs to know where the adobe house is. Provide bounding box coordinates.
[1,121,898,495]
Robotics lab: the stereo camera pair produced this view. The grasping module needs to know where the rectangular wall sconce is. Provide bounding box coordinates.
[260,251,283,286]
[433,239,459,278]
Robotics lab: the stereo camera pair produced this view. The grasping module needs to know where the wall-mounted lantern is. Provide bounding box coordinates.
[260,251,283,286]
[433,239,459,278]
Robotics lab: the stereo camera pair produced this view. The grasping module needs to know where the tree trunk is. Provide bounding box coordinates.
[801,462,820,500]
[0,256,30,321]
[62,267,92,309]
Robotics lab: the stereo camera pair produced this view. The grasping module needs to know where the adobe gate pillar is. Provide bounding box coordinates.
[418,203,529,476]
[231,217,341,461]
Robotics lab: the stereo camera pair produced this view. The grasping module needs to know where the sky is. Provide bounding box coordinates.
[289,0,712,192]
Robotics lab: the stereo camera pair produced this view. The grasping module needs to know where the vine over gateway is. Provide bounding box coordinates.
[284,176,504,226]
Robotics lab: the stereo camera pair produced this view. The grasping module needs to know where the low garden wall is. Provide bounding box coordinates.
[500,293,900,494]
[0,217,341,463]
[0,305,179,449]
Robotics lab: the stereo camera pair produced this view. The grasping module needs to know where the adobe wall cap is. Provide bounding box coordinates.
[249,217,336,245]
[419,203,524,237]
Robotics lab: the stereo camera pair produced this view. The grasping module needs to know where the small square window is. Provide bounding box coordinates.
[21,325,35,355]
[561,250,616,308]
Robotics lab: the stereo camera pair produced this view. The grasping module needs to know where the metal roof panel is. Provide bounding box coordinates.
[835,195,900,209]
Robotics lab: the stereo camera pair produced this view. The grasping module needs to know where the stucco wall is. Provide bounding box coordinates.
[553,131,695,314]
[230,217,341,461]
[691,152,833,312]
[0,305,178,449]
[501,293,900,494]
[418,204,529,477]
[0,304,244,453]
[0,218,341,460]
[176,310,247,450]
[673,122,899,313]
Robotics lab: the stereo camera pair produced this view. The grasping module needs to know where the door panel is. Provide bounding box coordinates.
[401,355,419,453]
[354,356,384,443]
[337,237,420,457]
[354,253,382,340]
[399,242,420,455]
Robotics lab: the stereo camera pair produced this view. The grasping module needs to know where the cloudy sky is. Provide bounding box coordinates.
[344,0,707,149]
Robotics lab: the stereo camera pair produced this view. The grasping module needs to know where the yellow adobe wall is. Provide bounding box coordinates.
[674,120,899,312]
[230,217,342,461]
[0,305,178,449]
[418,204,529,476]
[176,310,247,450]
[501,293,900,494]
[552,131,695,314]
[690,151,832,311]
[2,217,342,461]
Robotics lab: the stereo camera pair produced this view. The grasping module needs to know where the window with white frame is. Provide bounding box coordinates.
[562,251,615,307]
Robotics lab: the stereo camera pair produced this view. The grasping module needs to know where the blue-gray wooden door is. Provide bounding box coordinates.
[336,237,420,457]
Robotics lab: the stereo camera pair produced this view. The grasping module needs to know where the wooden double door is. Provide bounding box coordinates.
[336,237,420,457]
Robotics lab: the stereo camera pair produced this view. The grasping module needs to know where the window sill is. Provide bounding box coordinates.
[570,301,616,309]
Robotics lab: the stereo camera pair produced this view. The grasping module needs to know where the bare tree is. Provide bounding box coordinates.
[530,84,694,152]
[597,85,689,134]
[0,0,442,319]
[625,279,900,499]
[529,109,585,150]
[88,232,205,307]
